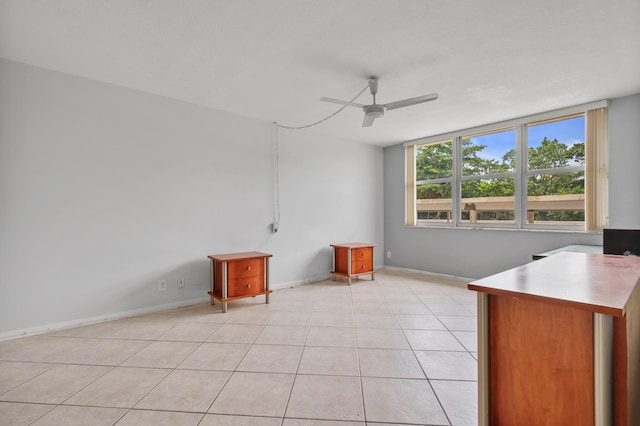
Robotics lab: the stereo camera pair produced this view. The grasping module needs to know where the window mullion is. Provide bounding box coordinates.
[452,136,462,226]
[416,177,452,185]
[460,172,516,181]
[516,124,527,228]
[526,165,585,176]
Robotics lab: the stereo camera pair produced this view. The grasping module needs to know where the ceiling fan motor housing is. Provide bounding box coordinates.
[364,104,385,118]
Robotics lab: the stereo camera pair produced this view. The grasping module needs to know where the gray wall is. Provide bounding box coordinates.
[383,93,640,280]
[609,93,640,228]
[0,59,384,336]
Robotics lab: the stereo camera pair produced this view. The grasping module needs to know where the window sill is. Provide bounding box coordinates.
[407,224,601,235]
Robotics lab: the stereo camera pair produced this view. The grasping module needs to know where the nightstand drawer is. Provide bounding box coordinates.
[351,248,372,263]
[352,259,373,273]
[228,276,264,297]
[227,259,264,278]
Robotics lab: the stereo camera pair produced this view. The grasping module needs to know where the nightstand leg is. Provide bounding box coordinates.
[347,249,352,285]
[209,260,215,305]
[222,262,228,313]
[265,257,270,304]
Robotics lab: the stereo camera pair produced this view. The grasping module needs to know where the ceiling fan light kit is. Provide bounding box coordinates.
[321,76,438,127]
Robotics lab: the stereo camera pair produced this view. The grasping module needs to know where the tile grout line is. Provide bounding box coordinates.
[0,271,477,425]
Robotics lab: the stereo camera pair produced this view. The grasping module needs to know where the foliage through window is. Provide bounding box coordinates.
[460,128,516,223]
[526,115,585,224]
[407,104,607,231]
[416,140,452,221]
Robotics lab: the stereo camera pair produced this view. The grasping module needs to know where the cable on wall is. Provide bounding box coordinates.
[270,83,369,226]
[275,84,368,130]
[273,124,281,224]
[260,84,371,279]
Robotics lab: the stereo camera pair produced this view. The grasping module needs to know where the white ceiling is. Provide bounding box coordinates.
[1,0,639,147]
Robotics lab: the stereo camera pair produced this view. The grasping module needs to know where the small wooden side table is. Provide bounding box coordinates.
[330,243,376,285]
[207,251,272,313]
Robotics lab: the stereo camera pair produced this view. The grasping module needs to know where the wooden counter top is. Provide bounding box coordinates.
[468,252,640,317]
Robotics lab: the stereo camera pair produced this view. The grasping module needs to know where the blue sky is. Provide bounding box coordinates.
[468,116,585,161]
[528,116,585,148]
[468,129,515,161]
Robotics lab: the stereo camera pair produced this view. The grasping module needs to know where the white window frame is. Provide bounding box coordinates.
[459,127,517,228]
[405,100,608,231]
[414,139,455,223]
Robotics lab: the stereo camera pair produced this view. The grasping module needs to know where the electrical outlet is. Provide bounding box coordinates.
[271,222,279,233]
[158,280,167,291]
[387,250,391,259]
[177,278,185,288]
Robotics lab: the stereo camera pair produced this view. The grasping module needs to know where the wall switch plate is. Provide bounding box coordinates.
[158,280,167,291]
[271,222,279,233]
[177,278,185,288]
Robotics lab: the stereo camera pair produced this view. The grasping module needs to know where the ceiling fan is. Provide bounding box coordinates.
[320,76,438,127]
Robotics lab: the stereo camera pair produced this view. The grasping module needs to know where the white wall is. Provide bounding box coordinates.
[383,94,640,279]
[268,128,384,284]
[0,59,384,336]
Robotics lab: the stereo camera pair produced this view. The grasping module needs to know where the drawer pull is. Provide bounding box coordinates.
[247,266,251,271]
[247,283,251,288]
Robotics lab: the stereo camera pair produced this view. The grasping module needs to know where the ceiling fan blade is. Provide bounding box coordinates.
[320,97,366,108]
[362,114,376,127]
[384,93,438,111]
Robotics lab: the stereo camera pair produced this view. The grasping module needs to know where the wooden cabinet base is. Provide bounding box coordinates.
[488,295,594,425]
[207,290,273,308]
[469,253,640,426]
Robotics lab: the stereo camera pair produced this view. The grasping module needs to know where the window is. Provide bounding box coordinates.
[405,102,608,231]
[460,128,516,224]
[526,115,585,225]
[415,140,453,222]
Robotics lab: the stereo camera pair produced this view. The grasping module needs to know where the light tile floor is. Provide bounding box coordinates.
[0,270,478,425]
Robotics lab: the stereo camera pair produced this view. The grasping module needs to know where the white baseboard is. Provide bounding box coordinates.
[270,273,332,290]
[381,265,475,285]
[0,296,210,342]
[1,266,471,341]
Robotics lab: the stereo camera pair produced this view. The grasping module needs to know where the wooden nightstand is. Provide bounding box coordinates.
[330,243,376,284]
[207,251,272,313]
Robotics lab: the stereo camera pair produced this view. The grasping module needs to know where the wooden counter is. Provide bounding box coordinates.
[468,252,640,426]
